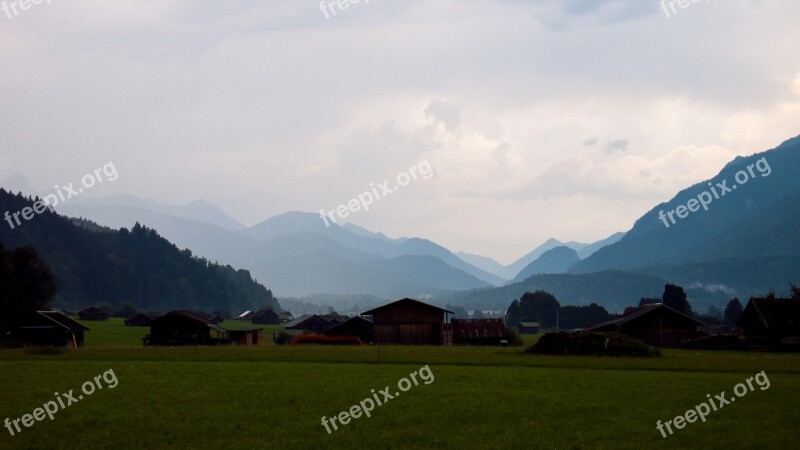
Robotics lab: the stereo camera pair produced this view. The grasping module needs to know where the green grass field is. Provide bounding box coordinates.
[1,320,798,449]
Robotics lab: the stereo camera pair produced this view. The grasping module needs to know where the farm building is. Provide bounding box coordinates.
[452,319,508,345]
[361,298,453,345]
[284,314,331,333]
[279,312,294,323]
[228,328,263,346]
[518,322,541,334]
[8,311,89,348]
[124,313,153,327]
[78,306,108,321]
[210,315,225,325]
[251,309,280,325]
[322,316,374,343]
[143,310,229,346]
[236,310,253,321]
[737,297,800,351]
[584,303,703,348]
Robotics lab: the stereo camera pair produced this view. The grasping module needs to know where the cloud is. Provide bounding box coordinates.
[496,145,743,200]
[425,99,463,133]
[583,137,598,146]
[794,74,800,96]
[605,138,629,154]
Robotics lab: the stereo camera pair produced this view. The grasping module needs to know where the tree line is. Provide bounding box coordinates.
[0,189,281,316]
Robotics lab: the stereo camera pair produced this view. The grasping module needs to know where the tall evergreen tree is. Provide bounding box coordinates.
[723,298,743,327]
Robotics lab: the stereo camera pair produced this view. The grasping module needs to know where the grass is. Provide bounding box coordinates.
[1,323,798,449]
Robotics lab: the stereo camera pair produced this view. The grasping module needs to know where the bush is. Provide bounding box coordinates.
[273,330,294,346]
[526,332,660,357]
[504,327,524,346]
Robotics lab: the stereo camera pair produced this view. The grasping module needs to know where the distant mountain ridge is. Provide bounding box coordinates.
[510,246,580,283]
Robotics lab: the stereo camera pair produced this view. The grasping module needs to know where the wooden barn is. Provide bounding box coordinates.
[518,322,541,334]
[322,316,374,343]
[8,311,89,348]
[228,328,263,346]
[78,306,108,321]
[452,319,508,346]
[737,297,800,351]
[143,310,229,346]
[210,314,225,325]
[251,309,280,325]
[584,303,703,348]
[361,298,453,345]
[284,314,330,333]
[279,312,294,323]
[124,313,153,327]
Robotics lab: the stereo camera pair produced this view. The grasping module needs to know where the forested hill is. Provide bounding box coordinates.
[0,189,280,314]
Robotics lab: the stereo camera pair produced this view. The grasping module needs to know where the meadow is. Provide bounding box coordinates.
[0,320,798,449]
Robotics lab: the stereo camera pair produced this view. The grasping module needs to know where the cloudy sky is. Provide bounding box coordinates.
[1,0,799,264]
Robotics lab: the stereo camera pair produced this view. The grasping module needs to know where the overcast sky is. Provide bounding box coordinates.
[1,0,799,264]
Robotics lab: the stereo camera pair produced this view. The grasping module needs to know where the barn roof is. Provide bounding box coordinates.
[322,316,373,335]
[152,310,215,325]
[738,298,800,332]
[36,311,90,332]
[585,303,703,331]
[78,306,104,314]
[251,309,279,319]
[361,298,454,315]
[284,314,328,329]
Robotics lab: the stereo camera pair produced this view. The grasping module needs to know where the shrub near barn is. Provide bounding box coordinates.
[527,332,661,357]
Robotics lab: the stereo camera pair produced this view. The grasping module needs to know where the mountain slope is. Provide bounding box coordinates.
[510,246,580,283]
[244,212,505,285]
[573,136,800,271]
[456,251,505,276]
[576,232,625,259]
[499,238,575,279]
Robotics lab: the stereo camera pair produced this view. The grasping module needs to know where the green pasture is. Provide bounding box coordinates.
[1,321,798,449]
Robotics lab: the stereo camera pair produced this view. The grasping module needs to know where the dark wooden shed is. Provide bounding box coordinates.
[124,313,153,327]
[322,316,374,343]
[228,328,264,346]
[143,310,228,346]
[584,303,703,348]
[737,297,800,351]
[284,314,330,333]
[251,309,280,325]
[518,322,541,334]
[9,311,89,348]
[361,298,453,345]
[78,306,108,321]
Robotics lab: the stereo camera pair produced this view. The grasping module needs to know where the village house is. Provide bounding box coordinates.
[7,311,89,348]
[518,321,541,334]
[228,328,264,346]
[737,297,800,351]
[584,303,703,347]
[361,298,453,345]
[124,313,153,327]
[251,309,280,325]
[322,315,374,343]
[78,306,108,321]
[143,310,229,346]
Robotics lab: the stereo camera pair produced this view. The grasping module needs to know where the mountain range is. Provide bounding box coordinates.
[4,134,797,313]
